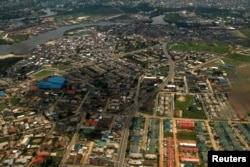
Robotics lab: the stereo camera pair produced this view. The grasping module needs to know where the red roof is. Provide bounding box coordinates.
[180,157,200,163]
[58,138,66,147]
[167,137,173,146]
[32,156,45,163]
[179,146,198,152]
[66,89,75,94]
[38,151,50,156]
[168,159,174,167]
[30,86,38,91]
[167,149,174,159]
[86,119,98,126]
[177,121,195,129]
[8,127,18,133]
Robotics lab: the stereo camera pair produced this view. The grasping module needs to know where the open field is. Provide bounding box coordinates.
[164,132,173,138]
[227,53,250,63]
[8,34,29,43]
[177,131,196,140]
[52,64,70,71]
[168,42,230,54]
[30,138,44,145]
[0,103,6,112]
[240,28,250,38]
[182,110,207,119]
[34,69,55,78]
[175,95,194,110]
[164,14,186,23]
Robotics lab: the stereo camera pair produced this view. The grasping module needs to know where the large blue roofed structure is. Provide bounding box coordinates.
[48,76,66,85]
[37,76,66,89]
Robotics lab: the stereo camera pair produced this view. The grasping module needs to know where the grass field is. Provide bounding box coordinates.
[168,42,230,54]
[10,97,20,106]
[164,132,173,138]
[164,14,186,23]
[0,103,6,112]
[52,64,70,71]
[175,95,207,119]
[177,131,196,140]
[8,34,29,43]
[240,28,250,38]
[175,95,194,110]
[227,53,250,63]
[182,110,207,119]
[34,69,55,78]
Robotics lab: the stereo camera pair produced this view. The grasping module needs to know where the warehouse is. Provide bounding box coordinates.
[37,76,66,89]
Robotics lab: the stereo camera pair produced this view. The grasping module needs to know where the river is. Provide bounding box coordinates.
[0,22,118,55]
[151,15,168,25]
[0,15,166,56]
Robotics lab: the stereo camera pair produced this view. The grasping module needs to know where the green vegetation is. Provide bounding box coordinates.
[164,14,186,23]
[10,97,20,106]
[0,39,13,45]
[8,34,29,43]
[175,95,207,119]
[227,53,250,63]
[168,42,230,54]
[34,69,55,78]
[63,27,86,36]
[240,28,250,38]
[182,110,207,119]
[52,64,70,71]
[175,95,194,110]
[164,132,173,138]
[0,103,6,112]
[177,131,196,140]
[0,137,9,143]
[51,148,64,157]
[57,4,121,18]
[159,65,169,74]
[41,156,61,167]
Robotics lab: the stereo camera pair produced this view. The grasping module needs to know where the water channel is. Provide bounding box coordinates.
[0,22,118,55]
[0,15,166,56]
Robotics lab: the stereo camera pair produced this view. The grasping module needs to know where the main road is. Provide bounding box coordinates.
[60,91,89,166]
[115,41,175,167]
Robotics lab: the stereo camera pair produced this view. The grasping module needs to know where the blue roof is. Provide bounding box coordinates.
[0,91,5,97]
[37,76,66,89]
[74,143,81,151]
[37,81,63,89]
[48,76,66,84]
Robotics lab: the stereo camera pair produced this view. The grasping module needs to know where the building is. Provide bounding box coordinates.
[177,120,195,129]
[37,76,66,89]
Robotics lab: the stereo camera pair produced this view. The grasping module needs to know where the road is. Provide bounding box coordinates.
[159,119,164,167]
[60,91,89,166]
[115,41,175,167]
[172,119,180,167]
[204,120,219,151]
[115,75,143,167]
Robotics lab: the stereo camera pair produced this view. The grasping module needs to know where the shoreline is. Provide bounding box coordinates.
[0,54,25,59]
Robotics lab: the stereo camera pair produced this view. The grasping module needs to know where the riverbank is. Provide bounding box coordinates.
[0,55,24,76]
[0,54,25,59]
[0,21,119,55]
